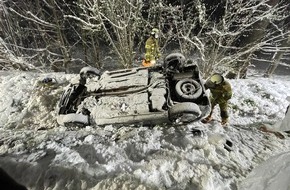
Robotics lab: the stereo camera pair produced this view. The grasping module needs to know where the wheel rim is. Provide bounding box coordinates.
[181,82,197,95]
[175,79,202,100]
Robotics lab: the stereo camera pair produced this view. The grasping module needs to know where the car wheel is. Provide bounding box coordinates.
[175,79,202,100]
[58,84,86,114]
[164,53,186,73]
[58,85,75,114]
[80,67,101,79]
[168,102,202,124]
[57,113,89,127]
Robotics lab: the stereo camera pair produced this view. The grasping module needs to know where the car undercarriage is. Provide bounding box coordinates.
[56,53,211,126]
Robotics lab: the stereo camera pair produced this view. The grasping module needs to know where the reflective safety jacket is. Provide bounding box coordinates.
[145,36,160,62]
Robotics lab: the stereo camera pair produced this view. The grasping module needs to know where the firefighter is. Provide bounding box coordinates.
[202,73,232,125]
[142,28,161,67]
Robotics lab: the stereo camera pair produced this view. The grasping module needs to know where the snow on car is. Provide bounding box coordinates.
[56,53,211,126]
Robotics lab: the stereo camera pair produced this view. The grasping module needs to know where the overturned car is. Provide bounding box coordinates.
[56,53,211,126]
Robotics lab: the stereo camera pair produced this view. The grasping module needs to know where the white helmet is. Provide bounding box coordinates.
[210,73,224,85]
[151,28,159,38]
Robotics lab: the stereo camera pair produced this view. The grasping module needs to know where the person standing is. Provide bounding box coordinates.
[202,73,232,125]
[142,28,161,67]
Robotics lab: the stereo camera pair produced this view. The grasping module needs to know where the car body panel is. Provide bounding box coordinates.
[56,53,211,126]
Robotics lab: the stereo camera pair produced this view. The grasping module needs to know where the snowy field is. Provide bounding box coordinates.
[0,70,290,190]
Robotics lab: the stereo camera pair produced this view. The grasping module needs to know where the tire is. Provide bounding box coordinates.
[168,102,202,124]
[58,85,75,114]
[164,53,186,73]
[58,84,86,114]
[80,67,101,79]
[175,79,202,100]
[57,113,89,127]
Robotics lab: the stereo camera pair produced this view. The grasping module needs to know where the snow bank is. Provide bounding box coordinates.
[0,71,290,190]
[0,71,72,129]
[239,151,290,190]
[229,77,290,126]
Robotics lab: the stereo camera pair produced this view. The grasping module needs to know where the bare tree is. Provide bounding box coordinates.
[160,0,289,78]
[0,0,93,72]
[67,0,145,68]
[264,33,290,77]
[0,37,38,71]
[0,0,288,75]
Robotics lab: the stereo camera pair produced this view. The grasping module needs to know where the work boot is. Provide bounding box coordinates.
[202,116,212,124]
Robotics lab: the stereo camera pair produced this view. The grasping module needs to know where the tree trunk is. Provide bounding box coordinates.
[233,0,280,79]
[264,34,290,77]
[91,34,100,69]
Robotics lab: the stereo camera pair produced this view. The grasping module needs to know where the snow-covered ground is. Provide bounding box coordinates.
[0,70,290,190]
